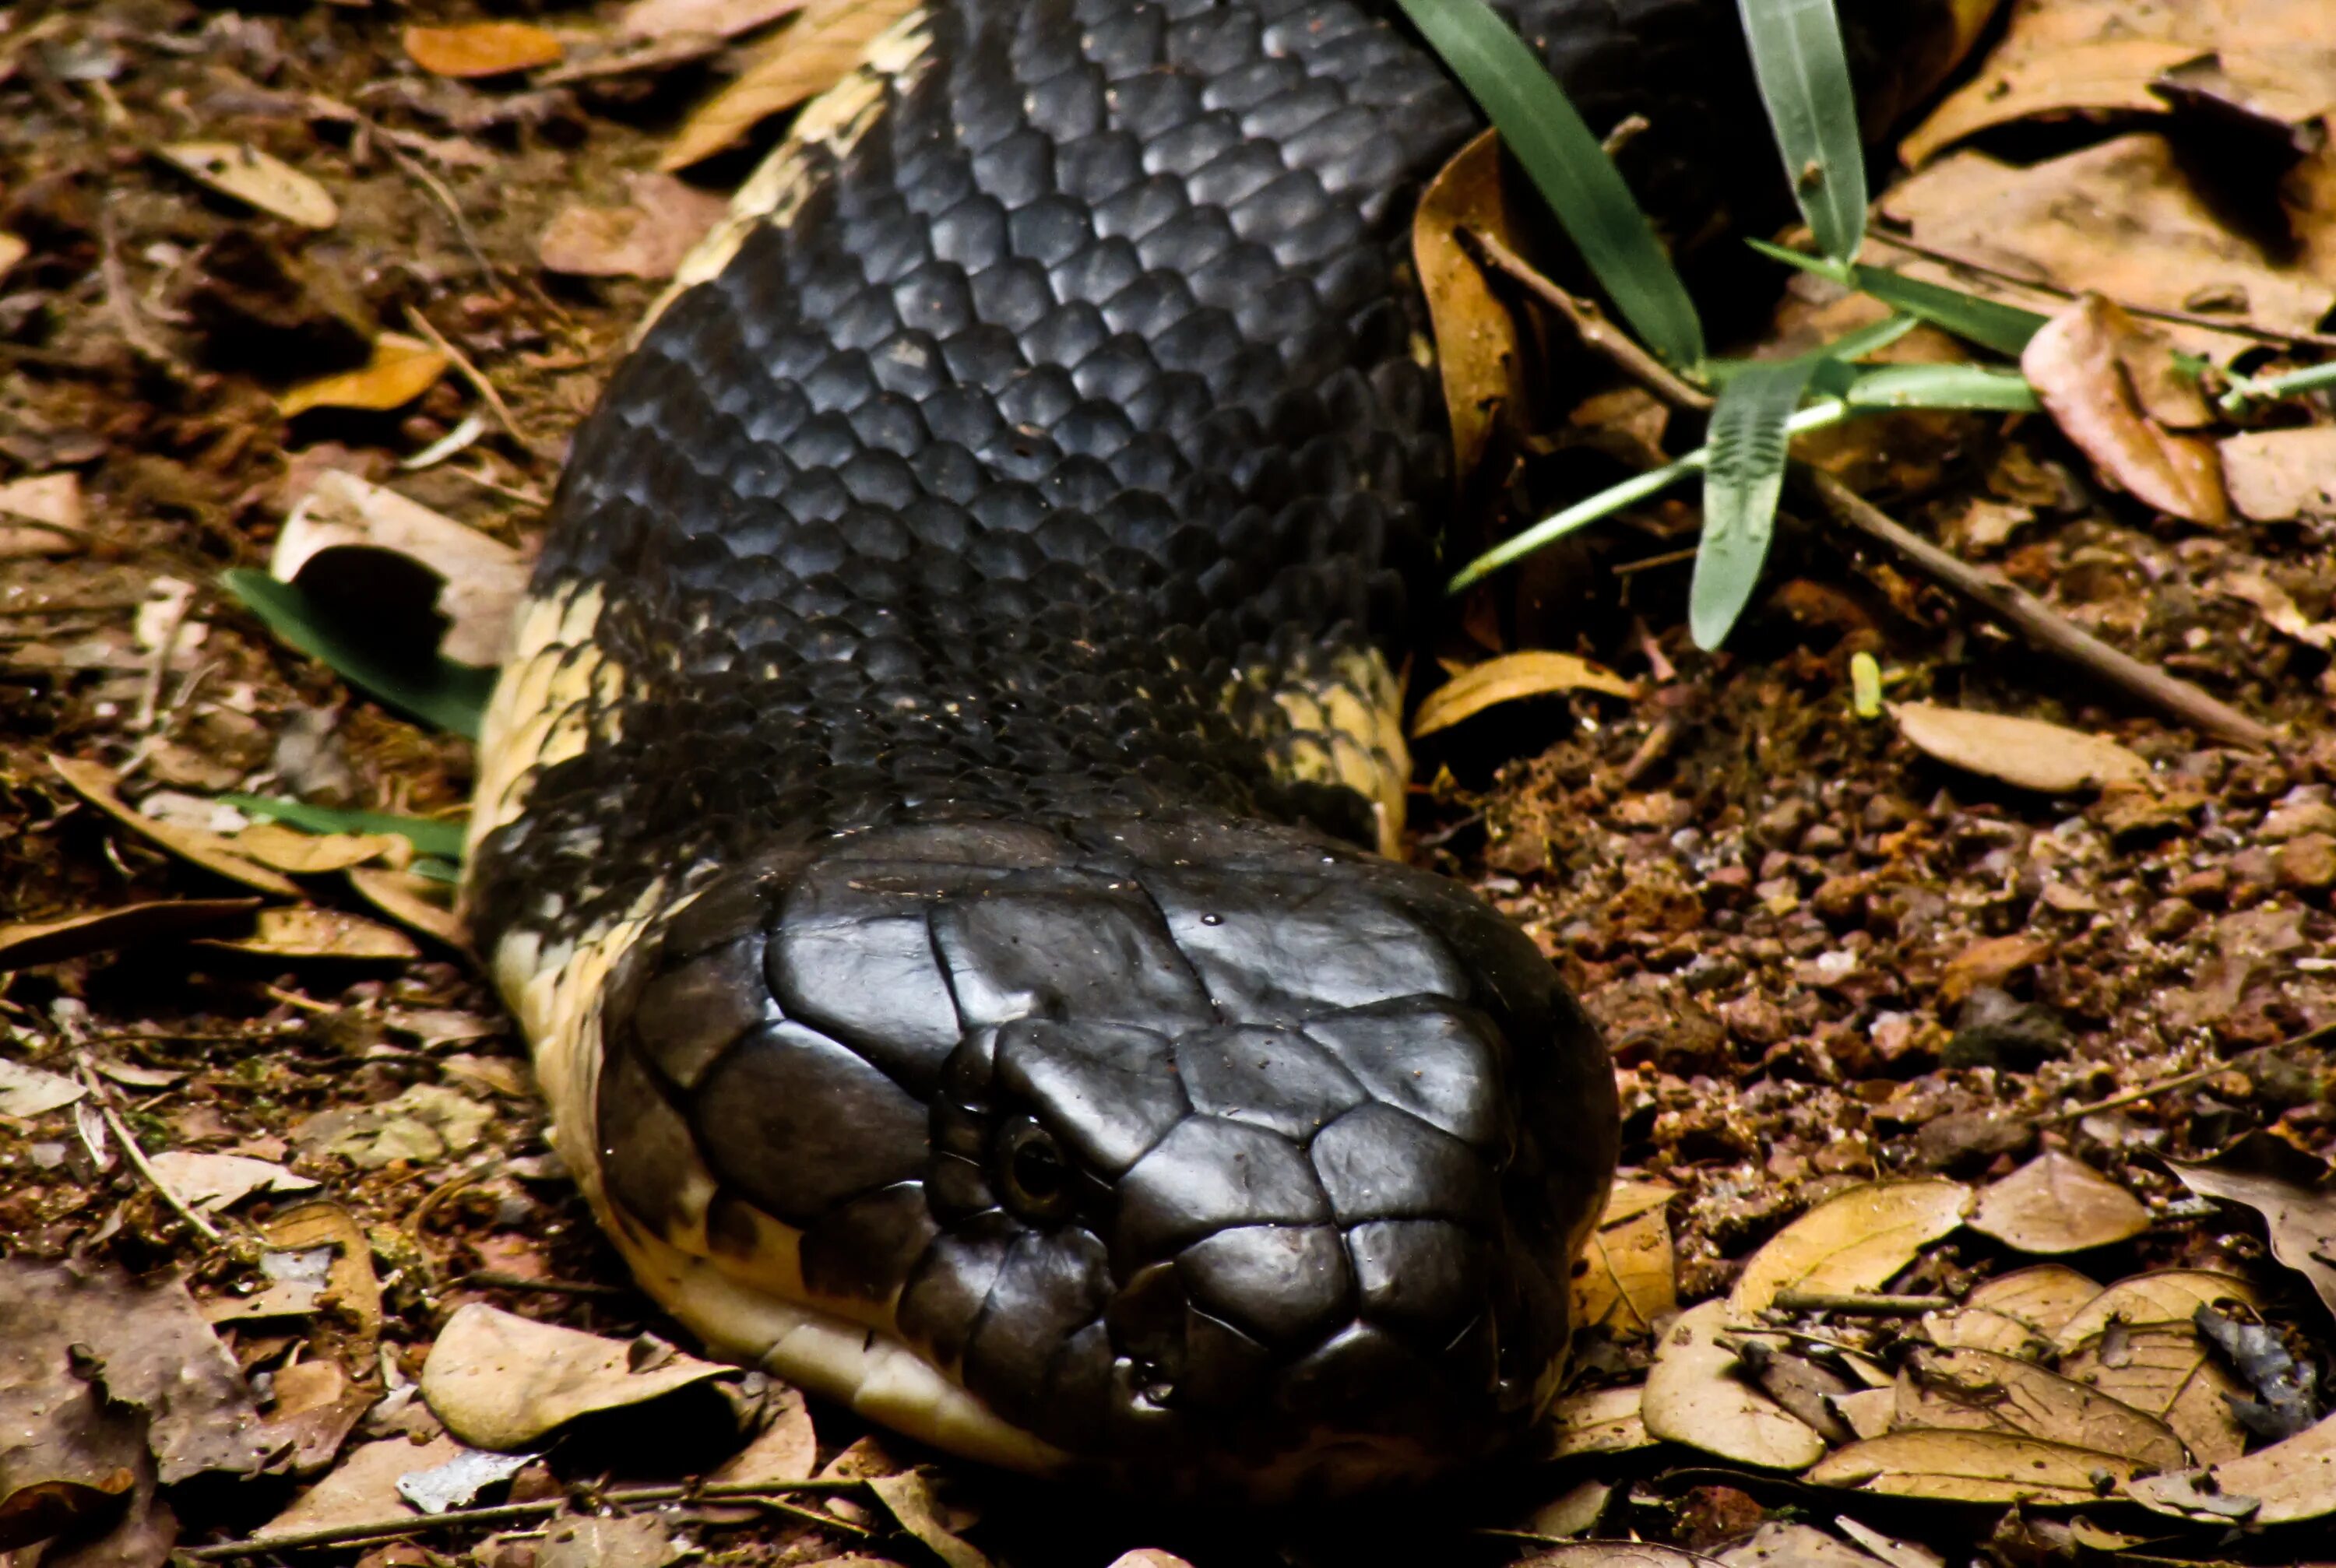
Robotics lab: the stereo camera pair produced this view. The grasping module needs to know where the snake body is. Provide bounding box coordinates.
[465,0,1976,1496]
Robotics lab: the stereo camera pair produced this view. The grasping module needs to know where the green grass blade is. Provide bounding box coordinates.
[222,568,494,740]
[220,793,469,861]
[1738,0,1866,263]
[1694,357,1819,649]
[1748,239,2049,357]
[1396,0,1705,371]
[1846,361,2040,411]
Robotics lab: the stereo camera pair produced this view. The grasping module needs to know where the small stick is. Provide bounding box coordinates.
[178,1480,875,1559]
[77,1060,223,1244]
[1618,717,1677,787]
[1792,466,2278,750]
[1459,227,1715,415]
[2037,1021,2336,1126]
[461,1271,639,1299]
[1864,232,2336,353]
[1771,1290,1951,1315]
[403,304,547,460]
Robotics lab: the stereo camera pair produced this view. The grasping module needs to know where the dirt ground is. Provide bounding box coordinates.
[4,3,2336,1567]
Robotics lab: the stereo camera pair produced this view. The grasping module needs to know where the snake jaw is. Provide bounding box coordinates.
[564,813,1613,1496]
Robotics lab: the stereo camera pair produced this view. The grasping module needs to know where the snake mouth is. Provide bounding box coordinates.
[551,812,1613,1496]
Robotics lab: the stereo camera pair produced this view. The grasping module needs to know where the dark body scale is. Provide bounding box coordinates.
[467,0,1958,1492]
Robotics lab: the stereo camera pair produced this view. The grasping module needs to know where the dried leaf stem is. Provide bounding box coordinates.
[1791,466,2278,750]
[1460,227,1715,413]
[76,1058,223,1243]
[1771,1289,1953,1315]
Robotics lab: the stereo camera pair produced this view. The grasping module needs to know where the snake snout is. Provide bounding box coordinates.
[589,814,1614,1495]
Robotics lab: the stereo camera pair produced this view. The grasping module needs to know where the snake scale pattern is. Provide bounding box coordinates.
[463,0,1975,1496]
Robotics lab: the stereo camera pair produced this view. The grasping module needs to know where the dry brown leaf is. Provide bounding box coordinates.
[1923,1264,2099,1354]
[258,1359,372,1478]
[2167,1132,2336,1320]
[230,821,400,875]
[539,1514,674,1568]
[1716,1523,1891,1568]
[147,1151,318,1213]
[1641,1301,1826,1470]
[1730,1179,1971,1317]
[660,0,923,169]
[2052,1270,2260,1350]
[2216,568,2336,649]
[621,0,806,40]
[1880,135,2336,364]
[2021,295,2226,526]
[1105,1554,1198,1568]
[1893,1346,2187,1471]
[265,1201,383,1354]
[420,1303,733,1451]
[278,335,450,420]
[1412,652,1638,738]
[1807,1429,2144,1504]
[159,142,337,229]
[864,1473,989,1568]
[1,1263,157,1559]
[1831,1387,1897,1441]
[1887,702,2151,795]
[711,1385,816,1483]
[539,173,732,279]
[0,898,261,972]
[1573,1203,1676,1338]
[347,867,467,948]
[276,469,529,668]
[1515,1546,1728,1568]
[403,22,564,78]
[1970,1151,2150,1255]
[0,1057,88,1120]
[2060,1323,2248,1465]
[2218,428,2336,523]
[2130,1407,2336,1524]
[0,473,86,557]
[51,756,301,897]
[256,1435,462,1538]
[196,905,420,962]
[1901,38,2201,167]
[1937,934,2053,1007]
[0,231,24,278]
[1599,1179,1682,1226]
[1413,129,1530,489]
[1546,1384,1650,1459]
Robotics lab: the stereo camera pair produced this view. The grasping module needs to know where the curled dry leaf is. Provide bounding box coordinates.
[1808,1429,2144,1504]
[1887,702,2150,796]
[0,898,261,972]
[2021,294,2226,526]
[1923,1264,2099,1355]
[1969,1151,2151,1255]
[539,173,732,280]
[2052,1270,2260,1351]
[1546,1383,1650,1459]
[1894,1346,2187,1471]
[1641,1300,1826,1470]
[420,1303,733,1451]
[276,469,529,669]
[660,0,924,169]
[1730,1178,1970,1317]
[278,335,450,419]
[2130,1408,2336,1525]
[51,756,301,897]
[1411,652,1638,738]
[864,1472,990,1568]
[710,1384,816,1484]
[2167,1132,2336,1320]
[159,142,338,229]
[1901,38,2200,166]
[1412,128,1530,489]
[348,867,468,948]
[197,905,421,961]
[403,22,565,78]
[0,472,86,557]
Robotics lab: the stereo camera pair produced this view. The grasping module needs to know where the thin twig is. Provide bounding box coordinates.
[1618,717,1677,787]
[402,304,547,459]
[1771,1289,1951,1315]
[461,1270,639,1299]
[2037,1021,2336,1127]
[77,1060,223,1243]
[1611,546,1698,576]
[1792,466,2278,750]
[1460,227,1715,414]
[364,117,498,285]
[1863,231,2336,353]
[177,1481,874,1559]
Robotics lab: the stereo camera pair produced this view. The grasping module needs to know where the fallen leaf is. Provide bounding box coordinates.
[403,23,564,78]
[1716,1522,1890,1568]
[538,1514,674,1568]
[0,1265,157,1559]
[0,1056,90,1119]
[2053,1270,2261,1351]
[0,900,263,972]
[1831,1387,1897,1441]
[710,1384,816,1483]
[51,755,301,897]
[2218,427,2336,523]
[0,473,86,557]
[1831,1517,1944,1568]
[539,173,731,279]
[1938,934,2053,1007]
[0,231,23,277]
[1970,1151,2151,1254]
[295,1083,491,1170]
[230,821,401,875]
[1887,702,2151,795]
[2216,568,2336,650]
[2167,1132,2336,1320]
[1573,1200,1676,1338]
[1808,1429,2144,1503]
[1520,1478,1611,1542]
[1894,1345,2187,1471]
[146,1150,318,1212]
[2130,1407,2336,1525]
[1411,652,1638,738]
[159,142,337,229]
[420,1304,734,1451]
[2060,1322,2249,1465]
[197,905,421,962]
[264,1201,385,1354]
[2192,1303,2316,1440]
[660,0,924,170]
[865,1473,989,1568]
[1546,1384,1651,1459]
[1901,38,2201,166]
[397,1446,533,1513]
[620,0,806,37]
[1413,128,1532,489]
[1513,1546,1727,1567]
[259,1359,373,1477]
[1641,1301,1826,1470]
[278,336,450,419]
[2021,295,2225,526]
[1730,1179,1971,1317]
[1923,1264,2099,1355]
[348,867,468,947]
[256,1435,462,1538]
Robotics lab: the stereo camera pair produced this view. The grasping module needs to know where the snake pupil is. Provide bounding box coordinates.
[994,1118,1071,1220]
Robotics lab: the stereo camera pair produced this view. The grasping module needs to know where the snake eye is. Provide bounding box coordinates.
[992,1117,1072,1222]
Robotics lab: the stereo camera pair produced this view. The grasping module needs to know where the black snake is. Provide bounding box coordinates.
[463,0,1979,1496]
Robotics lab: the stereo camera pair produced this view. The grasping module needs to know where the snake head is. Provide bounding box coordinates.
[585,814,1615,1498]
